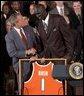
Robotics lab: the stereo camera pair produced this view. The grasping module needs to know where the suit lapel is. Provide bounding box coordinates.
[38,20,47,40]
[13,28,26,49]
[37,15,54,41]
[47,14,54,38]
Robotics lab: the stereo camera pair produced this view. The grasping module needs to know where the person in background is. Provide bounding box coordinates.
[68,3,83,95]
[49,1,71,24]
[29,3,36,15]
[10,1,24,16]
[23,16,29,26]
[1,1,6,11]
[28,3,39,28]
[38,1,51,12]
[2,2,11,20]
[69,1,82,29]
[68,1,83,62]
[6,18,14,32]
[38,1,47,9]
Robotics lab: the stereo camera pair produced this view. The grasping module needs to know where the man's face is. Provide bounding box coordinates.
[16,15,24,27]
[38,1,47,9]
[29,4,36,15]
[35,4,47,20]
[22,17,29,26]
[73,2,82,13]
[3,5,9,14]
[11,1,20,11]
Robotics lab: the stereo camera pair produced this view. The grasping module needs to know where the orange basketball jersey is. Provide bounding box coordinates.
[23,61,64,95]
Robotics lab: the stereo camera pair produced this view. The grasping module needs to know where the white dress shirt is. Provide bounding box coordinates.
[42,14,49,34]
[57,6,64,15]
[3,14,7,19]
[42,14,49,26]
[14,27,26,38]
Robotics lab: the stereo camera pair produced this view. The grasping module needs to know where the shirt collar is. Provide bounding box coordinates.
[57,6,64,13]
[57,6,64,10]
[42,14,49,26]
[14,27,20,32]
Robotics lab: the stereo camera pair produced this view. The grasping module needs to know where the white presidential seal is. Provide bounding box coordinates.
[69,62,83,79]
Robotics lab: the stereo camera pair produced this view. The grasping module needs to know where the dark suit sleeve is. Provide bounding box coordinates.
[59,16,74,61]
[5,34,26,58]
[27,26,37,48]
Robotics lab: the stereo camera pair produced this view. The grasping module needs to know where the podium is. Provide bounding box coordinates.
[18,58,67,95]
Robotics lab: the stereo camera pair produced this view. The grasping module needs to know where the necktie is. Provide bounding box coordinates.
[43,21,48,34]
[20,28,29,49]
[77,14,81,22]
[60,8,64,15]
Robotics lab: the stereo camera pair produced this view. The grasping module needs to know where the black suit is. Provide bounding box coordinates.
[49,5,71,16]
[68,8,83,62]
[68,9,82,29]
[36,14,74,95]
[36,14,74,61]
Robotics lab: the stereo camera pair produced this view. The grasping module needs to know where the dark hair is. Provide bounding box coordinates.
[2,2,10,11]
[11,1,20,5]
[72,1,81,4]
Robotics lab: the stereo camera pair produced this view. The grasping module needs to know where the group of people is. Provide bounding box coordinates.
[1,1,83,95]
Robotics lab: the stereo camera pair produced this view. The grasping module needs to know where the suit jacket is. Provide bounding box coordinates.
[68,9,83,60]
[68,8,83,30]
[5,26,36,81]
[49,5,70,16]
[36,14,74,61]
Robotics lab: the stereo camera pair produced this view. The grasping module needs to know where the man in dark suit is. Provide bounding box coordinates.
[49,1,72,24]
[34,4,74,95]
[5,13,37,83]
[49,1,70,15]
[35,4,74,62]
[69,1,82,29]
[68,1,83,62]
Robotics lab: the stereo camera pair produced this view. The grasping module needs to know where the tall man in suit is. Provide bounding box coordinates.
[5,13,37,83]
[34,4,74,95]
[35,4,74,62]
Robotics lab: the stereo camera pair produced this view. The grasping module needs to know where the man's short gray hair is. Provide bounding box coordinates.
[6,13,21,26]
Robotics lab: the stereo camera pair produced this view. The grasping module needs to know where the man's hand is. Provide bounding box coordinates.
[41,57,45,64]
[30,55,38,62]
[26,48,36,56]
[30,48,37,55]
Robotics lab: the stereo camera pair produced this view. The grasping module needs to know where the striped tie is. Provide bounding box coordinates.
[43,21,48,34]
[20,28,29,49]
